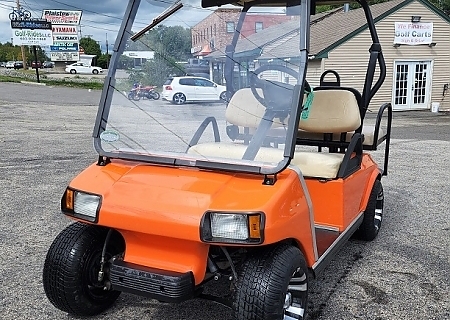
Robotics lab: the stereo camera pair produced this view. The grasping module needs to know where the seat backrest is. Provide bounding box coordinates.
[226,88,265,128]
[299,88,361,133]
[226,88,288,128]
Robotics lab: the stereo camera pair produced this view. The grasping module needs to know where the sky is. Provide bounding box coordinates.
[0,0,211,51]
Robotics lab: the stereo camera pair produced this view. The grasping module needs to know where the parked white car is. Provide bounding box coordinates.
[5,61,15,69]
[162,76,227,104]
[65,62,103,75]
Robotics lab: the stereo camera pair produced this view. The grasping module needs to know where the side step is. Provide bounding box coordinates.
[312,212,364,276]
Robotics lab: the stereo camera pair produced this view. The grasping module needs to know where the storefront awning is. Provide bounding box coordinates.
[198,44,212,56]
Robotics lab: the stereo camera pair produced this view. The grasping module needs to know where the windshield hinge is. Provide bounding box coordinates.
[97,156,111,166]
[263,174,277,185]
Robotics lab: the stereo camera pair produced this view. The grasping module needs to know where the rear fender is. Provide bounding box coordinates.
[359,169,381,212]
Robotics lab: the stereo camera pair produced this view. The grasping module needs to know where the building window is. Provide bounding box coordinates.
[214,24,216,36]
[255,22,263,32]
[226,21,235,33]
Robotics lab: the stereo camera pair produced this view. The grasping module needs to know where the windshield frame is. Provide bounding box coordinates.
[92,0,311,175]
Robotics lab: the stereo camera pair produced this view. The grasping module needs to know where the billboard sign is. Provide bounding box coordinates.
[12,29,53,46]
[50,43,79,52]
[54,35,78,42]
[394,22,433,45]
[11,19,52,30]
[50,52,80,62]
[42,10,82,25]
[52,25,78,35]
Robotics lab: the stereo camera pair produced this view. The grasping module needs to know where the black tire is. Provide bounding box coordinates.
[93,69,99,75]
[233,244,308,320]
[173,92,186,104]
[43,222,124,316]
[70,69,76,74]
[152,92,160,100]
[219,91,228,102]
[355,179,384,241]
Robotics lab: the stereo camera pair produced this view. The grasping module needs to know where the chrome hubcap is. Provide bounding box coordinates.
[374,190,384,230]
[284,292,292,309]
[283,267,307,320]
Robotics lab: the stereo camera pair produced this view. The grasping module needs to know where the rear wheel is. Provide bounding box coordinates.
[355,179,384,241]
[233,244,308,320]
[43,223,124,316]
[93,69,99,75]
[173,92,186,104]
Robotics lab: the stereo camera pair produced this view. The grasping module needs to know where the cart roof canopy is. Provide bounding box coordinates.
[202,0,356,8]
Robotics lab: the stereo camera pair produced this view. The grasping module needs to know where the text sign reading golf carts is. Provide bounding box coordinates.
[12,29,53,46]
[41,10,82,25]
[394,22,433,45]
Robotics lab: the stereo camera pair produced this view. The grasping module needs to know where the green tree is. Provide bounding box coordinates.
[127,25,191,62]
[128,56,185,87]
[26,46,49,63]
[79,37,102,57]
[429,0,450,14]
[97,53,111,69]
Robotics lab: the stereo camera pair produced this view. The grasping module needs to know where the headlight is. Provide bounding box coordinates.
[61,188,101,223]
[200,212,264,244]
[211,214,248,240]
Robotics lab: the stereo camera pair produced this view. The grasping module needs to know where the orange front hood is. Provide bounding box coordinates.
[68,159,297,241]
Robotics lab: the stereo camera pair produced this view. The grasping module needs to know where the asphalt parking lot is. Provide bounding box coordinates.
[0,82,449,320]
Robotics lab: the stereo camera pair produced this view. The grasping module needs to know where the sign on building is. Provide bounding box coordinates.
[394,22,433,45]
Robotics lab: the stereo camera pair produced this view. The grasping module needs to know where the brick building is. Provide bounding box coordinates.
[191,8,292,58]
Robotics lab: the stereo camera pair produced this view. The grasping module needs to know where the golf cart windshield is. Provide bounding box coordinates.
[93,0,313,174]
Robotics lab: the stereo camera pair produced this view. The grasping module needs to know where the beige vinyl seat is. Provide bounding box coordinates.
[188,88,362,179]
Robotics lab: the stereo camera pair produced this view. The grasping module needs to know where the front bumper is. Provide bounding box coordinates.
[110,258,195,303]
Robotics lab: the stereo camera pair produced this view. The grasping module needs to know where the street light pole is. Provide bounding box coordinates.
[16,0,27,69]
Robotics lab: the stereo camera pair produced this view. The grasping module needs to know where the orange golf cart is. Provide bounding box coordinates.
[43,0,392,319]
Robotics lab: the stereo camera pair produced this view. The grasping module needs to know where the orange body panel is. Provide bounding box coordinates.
[306,154,380,231]
[67,154,379,282]
[68,160,316,283]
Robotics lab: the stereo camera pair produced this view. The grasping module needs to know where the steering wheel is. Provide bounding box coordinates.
[250,64,311,113]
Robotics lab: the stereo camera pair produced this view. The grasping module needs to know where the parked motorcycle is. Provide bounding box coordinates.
[127,85,160,101]
[140,85,160,100]
[128,87,141,101]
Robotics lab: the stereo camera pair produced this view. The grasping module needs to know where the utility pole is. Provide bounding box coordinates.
[16,0,27,69]
[106,33,109,69]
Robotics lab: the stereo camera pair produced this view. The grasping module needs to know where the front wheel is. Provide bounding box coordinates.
[70,69,76,74]
[93,69,99,75]
[219,91,228,103]
[43,223,125,316]
[233,244,309,320]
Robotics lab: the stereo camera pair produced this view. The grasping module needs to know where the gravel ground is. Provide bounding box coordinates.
[0,82,449,320]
